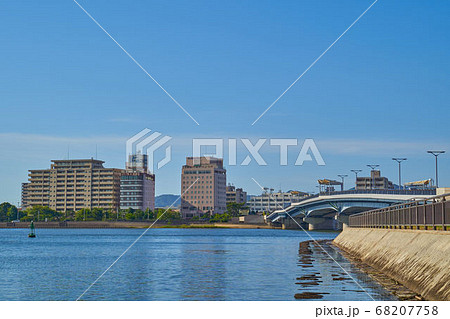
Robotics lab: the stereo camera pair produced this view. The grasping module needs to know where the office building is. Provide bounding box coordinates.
[22,159,124,212]
[120,153,155,211]
[181,157,226,218]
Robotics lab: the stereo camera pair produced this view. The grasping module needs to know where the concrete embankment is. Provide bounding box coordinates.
[333,228,450,301]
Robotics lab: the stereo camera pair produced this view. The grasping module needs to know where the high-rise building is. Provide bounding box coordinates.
[22,159,124,212]
[120,153,155,211]
[21,182,30,208]
[180,157,226,218]
[226,185,247,204]
[125,152,148,173]
[356,170,394,190]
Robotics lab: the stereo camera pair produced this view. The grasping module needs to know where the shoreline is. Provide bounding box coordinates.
[296,240,420,301]
[330,241,422,301]
[0,221,279,230]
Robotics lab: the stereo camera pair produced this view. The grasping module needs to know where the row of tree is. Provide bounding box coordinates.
[0,201,250,223]
[70,207,181,222]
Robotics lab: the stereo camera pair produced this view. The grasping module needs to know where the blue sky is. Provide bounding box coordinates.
[1,0,449,203]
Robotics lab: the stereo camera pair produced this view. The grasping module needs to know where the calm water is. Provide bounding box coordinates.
[0,228,395,301]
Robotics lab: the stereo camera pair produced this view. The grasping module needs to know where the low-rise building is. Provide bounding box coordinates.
[356,170,394,190]
[247,190,308,213]
[226,185,247,204]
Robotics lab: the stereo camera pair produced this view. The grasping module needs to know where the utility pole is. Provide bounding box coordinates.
[427,151,445,188]
[367,165,380,190]
[392,158,407,190]
[337,174,348,191]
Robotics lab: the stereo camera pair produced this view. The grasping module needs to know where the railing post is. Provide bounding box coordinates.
[415,203,418,230]
[409,204,412,229]
[442,197,446,231]
[432,199,436,230]
[390,208,393,229]
[424,201,427,229]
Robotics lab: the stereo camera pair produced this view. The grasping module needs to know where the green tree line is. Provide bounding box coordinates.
[0,201,250,223]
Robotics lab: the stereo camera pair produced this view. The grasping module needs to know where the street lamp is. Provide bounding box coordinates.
[337,174,348,191]
[392,158,407,190]
[367,165,380,190]
[350,169,362,188]
[427,151,445,188]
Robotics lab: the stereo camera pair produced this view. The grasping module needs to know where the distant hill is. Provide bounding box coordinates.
[155,194,181,208]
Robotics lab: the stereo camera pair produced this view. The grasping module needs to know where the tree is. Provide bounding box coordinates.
[144,208,154,220]
[7,206,19,221]
[210,213,231,223]
[0,202,21,222]
[22,206,62,221]
[226,202,247,217]
[75,208,89,221]
[156,208,180,221]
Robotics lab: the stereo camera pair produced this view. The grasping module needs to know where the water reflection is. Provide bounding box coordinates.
[294,240,396,301]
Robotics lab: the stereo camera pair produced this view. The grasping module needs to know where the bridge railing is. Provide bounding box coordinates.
[293,189,436,205]
[317,189,436,197]
[348,193,450,230]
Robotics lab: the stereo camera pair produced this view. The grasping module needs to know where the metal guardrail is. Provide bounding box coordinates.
[317,189,436,196]
[293,189,436,204]
[349,193,450,230]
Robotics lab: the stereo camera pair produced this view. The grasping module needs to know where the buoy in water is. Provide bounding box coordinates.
[28,221,36,238]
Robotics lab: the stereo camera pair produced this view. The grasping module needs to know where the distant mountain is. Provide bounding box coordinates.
[155,194,181,208]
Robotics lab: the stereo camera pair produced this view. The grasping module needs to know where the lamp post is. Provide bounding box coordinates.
[392,158,407,190]
[350,169,362,188]
[367,165,380,190]
[337,174,348,191]
[427,151,445,188]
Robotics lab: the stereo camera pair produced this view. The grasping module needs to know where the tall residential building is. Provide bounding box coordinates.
[21,159,124,212]
[181,157,226,218]
[21,182,30,208]
[356,170,394,190]
[248,190,308,213]
[226,185,247,204]
[120,153,155,211]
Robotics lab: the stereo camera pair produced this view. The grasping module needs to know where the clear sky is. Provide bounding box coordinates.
[1,0,449,203]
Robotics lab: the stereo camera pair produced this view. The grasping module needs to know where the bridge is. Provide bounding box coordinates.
[267,189,436,230]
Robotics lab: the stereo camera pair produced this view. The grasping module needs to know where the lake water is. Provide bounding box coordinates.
[0,228,395,301]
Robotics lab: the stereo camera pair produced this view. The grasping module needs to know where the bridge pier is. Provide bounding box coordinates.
[304,217,340,230]
[280,217,308,230]
[335,214,349,226]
